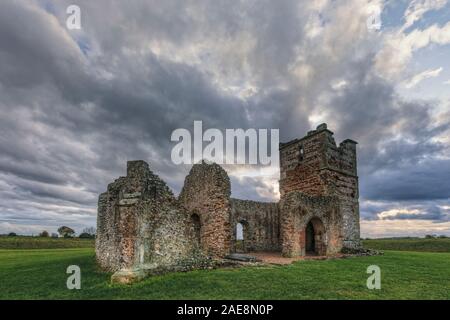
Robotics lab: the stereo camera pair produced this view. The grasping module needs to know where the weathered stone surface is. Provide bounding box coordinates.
[225,253,261,262]
[230,199,280,252]
[340,247,383,256]
[279,192,342,257]
[96,124,362,282]
[96,160,205,277]
[279,123,361,250]
[110,269,146,285]
[179,161,232,258]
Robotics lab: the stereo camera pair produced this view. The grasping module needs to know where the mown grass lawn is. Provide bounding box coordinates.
[0,248,449,299]
[363,238,450,253]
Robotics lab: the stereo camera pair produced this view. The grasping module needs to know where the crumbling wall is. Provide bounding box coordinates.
[179,161,232,258]
[131,162,198,269]
[96,161,201,283]
[230,199,280,252]
[96,177,126,271]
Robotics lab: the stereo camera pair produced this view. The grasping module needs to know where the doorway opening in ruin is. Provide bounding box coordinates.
[305,217,326,256]
[191,213,201,246]
[235,221,248,253]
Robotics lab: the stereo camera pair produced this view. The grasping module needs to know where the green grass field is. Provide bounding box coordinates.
[0,236,94,249]
[0,237,449,299]
[363,238,450,252]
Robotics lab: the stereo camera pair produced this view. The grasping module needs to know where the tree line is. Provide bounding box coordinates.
[5,226,96,239]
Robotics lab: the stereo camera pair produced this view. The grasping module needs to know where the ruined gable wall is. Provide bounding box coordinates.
[96,161,198,274]
[178,162,232,258]
[230,199,280,252]
[132,162,199,270]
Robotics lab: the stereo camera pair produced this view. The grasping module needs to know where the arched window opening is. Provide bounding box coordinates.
[191,213,201,245]
[235,221,249,253]
[236,222,244,241]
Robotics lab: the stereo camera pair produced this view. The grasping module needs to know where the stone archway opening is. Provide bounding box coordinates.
[305,217,326,256]
[235,220,249,253]
[191,213,201,246]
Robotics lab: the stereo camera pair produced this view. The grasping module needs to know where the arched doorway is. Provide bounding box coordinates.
[305,217,326,255]
[305,221,315,253]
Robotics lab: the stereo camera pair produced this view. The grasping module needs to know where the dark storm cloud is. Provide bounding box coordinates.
[330,74,450,203]
[0,0,449,234]
[0,0,257,234]
[361,159,450,201]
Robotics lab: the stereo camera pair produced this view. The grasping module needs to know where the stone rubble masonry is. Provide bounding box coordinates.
[230,199,280,252]
[96,161,203,283]
[279,192,342,257]
[279,123,361,249]
[178,161,232,258]
[96,123,361,283]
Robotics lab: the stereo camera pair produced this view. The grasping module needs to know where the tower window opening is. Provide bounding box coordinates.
[299,145,304,161]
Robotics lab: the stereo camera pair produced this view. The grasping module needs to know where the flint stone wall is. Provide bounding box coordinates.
[178,161,232,258]
[96,161,200,276]
[279,192,342,257]
[230,199,280,252]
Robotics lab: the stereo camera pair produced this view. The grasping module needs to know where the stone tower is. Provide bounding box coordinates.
[279,124,360,256]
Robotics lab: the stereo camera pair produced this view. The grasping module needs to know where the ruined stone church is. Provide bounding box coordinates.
[96,124,361,283]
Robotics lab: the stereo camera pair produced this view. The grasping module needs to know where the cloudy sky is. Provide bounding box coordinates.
[0,0,449,237]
